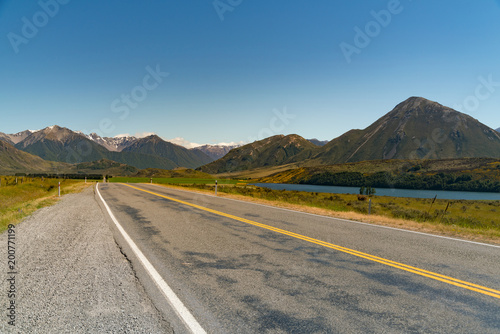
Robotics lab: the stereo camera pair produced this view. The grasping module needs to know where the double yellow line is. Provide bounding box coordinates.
[122,183,500,300]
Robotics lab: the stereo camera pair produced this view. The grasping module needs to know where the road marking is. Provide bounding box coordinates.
[96,183,206,334]
[149,183,500,249]
[122,183,500,300]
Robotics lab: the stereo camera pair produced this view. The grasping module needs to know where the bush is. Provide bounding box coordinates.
[392,208,432,221]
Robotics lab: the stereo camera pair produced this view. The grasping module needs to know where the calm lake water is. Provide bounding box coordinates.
[252,183,500,201]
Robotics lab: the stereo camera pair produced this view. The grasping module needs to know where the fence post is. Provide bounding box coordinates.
[368,198,372,215]
[215,180,218,196]
[58,182,61,197]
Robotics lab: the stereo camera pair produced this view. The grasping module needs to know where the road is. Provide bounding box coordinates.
[97,182,500,333]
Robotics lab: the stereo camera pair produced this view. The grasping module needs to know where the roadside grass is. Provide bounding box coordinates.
[0,176,91,233]
[110,177,241,185]
[157,182,500,244]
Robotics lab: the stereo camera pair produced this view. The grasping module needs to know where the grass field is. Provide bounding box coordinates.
[110,177,242,185]
[0,176,91,233]
[166,183,500,244]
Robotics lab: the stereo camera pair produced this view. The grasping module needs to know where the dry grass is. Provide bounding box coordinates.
[152,183,500,245]
[0,177,91,232]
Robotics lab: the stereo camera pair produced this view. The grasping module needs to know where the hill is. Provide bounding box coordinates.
[199,134,317,174]
[0,140,70,174]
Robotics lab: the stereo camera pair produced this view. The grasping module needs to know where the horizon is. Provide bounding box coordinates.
[1,1,500,144]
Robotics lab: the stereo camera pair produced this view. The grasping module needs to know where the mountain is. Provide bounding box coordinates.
[199,134,317,174]
[496,127,500,133]
[7,130,36,144]
[0,140,69,174]
[87,133,137,152]
[308,139,328,147]
[14,125,104,162]
[13,125,179,169]
[304,97,500,164]
[0,132,14,145]
[199,97,500,174]
[195,144,241,161]
[121,135,212,168]
[0,130,38,145]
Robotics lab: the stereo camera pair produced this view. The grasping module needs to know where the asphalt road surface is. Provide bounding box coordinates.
[97,182,500,333]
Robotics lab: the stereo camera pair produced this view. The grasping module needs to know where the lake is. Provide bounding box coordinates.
[251,183,500,201]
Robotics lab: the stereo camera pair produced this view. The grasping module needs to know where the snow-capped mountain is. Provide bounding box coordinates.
[87,133,138,152]
[194,144,242,161]
[1,126,243,162]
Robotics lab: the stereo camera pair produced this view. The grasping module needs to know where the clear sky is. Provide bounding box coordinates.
[1,1,500,147]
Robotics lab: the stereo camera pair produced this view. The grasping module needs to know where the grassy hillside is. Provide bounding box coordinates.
[0,140,71,175]
[260,158,500,192]
[200,134,317,174]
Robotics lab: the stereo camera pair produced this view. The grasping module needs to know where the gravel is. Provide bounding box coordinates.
[0,186,172,333]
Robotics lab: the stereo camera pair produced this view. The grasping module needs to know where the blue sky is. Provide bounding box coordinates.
[1,0,500,146]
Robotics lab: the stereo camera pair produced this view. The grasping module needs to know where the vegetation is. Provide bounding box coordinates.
[302,170,500,192]
[199,134,317,174]
[28,173,109,180]
[260,158,500,193]
[132,167,214,179]
[359,186,376,196]
[76,158,138,175]
[0,176,90,233]
[168,183,500,241]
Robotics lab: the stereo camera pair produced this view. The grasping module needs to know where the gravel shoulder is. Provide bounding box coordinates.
[0,186,172,333]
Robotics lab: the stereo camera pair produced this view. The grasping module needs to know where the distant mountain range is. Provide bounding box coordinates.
[308,138,329,146]
[200,97,500,174]
[195,144,241,160]
[0,125,212,171]
[86,133,138,152]
[1,97,499,176]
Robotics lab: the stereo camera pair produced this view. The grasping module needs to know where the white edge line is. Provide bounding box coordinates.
[96,183,206,334]
[143,183,500,249]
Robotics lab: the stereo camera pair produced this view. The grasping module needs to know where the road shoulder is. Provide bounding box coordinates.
[0,186,172,333]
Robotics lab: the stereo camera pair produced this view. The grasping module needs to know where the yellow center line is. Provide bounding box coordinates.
[121,183,500,300]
